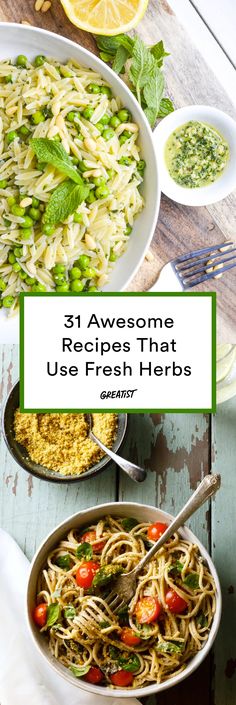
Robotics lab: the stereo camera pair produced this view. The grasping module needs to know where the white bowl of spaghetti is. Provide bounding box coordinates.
[27,502,221,698]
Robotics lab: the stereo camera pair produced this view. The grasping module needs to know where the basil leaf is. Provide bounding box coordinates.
[112,45,129,74]
[76,542,93,560]
[158,97,174,118]
[183,573,199,590]
[46,602,61,627]
[156,640,183,654]
[30,138,83,184]
[122,517,138,532]
[119,654,140,673]
[197,611,208,628]
[100,620,110,629]
[168,560,184,577]
[55,554,71,570]
[64,605,76,619]
[44,180,90,225]
[92,564,122,589]
[136,532,153,549]
[70,665,90,678]
[150,40,170,67]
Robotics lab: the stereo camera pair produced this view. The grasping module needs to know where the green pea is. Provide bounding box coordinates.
[119,131,132,145]
[0,179,8,188]
[100,86,112,97]
[7,196,16,207]
[82,107,94,120]
[70,279,84,292]
[31,196,40,207]
[95,122,105,133]
[43,224,54,236]
[75,255,90,270]
[78,160,87,173]
[12,262,21,273]
[31,111,45,125]
[87,83,100,94]
[5,74,13,84]
[88,285,98,292]
[137,159,146,172]
[34,55,46,67]
[56,282,70,292]
[31,283,46,292]
[83,267,96,279]
[13,247,23,258]
[95,185,110,199]
[119,157,133,166]
[109,250,117,262]
[19,271,27,280]
[16,55,27,68]
[3,295,14,308]
[99,113,110,125]
[52,134,61,142]
[67,111,76,122]
[93,176,107,187]
[29,207,40,221]
[53,264,66,274]
[19,125,31,136]
[107,168,115,180]
[102,128,115,141]
[8,253,16,264]
[20,228,32,240]
[20,215,34,228]
[3,218,11,227]
[73,212,83,223]
[125,225,132,236]
[86,191,96,204]
[53,273,66,284]
[25,276,36,285]
[109,115,120,129]
[70,266,81,280]
[71,156,79,165]
[7,131,18,144]
[117,109,130,122]
[11,204,25,217]
[0,278,6,292]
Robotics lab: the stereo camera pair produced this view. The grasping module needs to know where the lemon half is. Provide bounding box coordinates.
[60,0,148,35]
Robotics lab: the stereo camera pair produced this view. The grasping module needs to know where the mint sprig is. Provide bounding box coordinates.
[94,33,174,127]
[31,138,83,184]
[44,180,89,226]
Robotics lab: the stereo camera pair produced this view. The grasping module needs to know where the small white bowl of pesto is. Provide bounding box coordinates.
[154,105,236,206]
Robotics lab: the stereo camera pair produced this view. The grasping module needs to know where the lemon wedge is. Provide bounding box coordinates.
[60,0,148,35]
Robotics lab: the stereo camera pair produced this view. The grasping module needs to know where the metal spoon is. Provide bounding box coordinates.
[85,414,147,483]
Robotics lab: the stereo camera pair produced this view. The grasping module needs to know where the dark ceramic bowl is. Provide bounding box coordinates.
[2,381,127,483]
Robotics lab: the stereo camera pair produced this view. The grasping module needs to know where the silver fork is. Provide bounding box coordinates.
[149,241,236,291]
[104,474,221,613]
[85,414,146,483]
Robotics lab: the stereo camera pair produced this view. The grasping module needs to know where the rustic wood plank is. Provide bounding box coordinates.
[211,397,236,705]
[0,0,235,338]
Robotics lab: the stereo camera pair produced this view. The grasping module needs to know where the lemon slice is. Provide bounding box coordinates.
[60,0,148,35]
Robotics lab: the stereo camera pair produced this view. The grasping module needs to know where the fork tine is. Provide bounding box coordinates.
[107,594,124,611]
[177,247,236,273]
[182,253,236,280]
[185,260,236,287]
[174,241,234,265]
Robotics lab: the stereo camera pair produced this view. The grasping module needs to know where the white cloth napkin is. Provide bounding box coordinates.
[0,529,141,705]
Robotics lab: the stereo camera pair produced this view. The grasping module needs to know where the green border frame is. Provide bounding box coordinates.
[19,291,216,414]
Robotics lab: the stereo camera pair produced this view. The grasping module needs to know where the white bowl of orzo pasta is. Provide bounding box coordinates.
[0,24,160,342]
[27,501,221,698]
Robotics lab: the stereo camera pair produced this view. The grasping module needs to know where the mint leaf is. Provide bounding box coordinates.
[143,67,164,114]
[158,97,174,118]
[55,554,71,570]
[144,107,157,128]
[95,34,133,56]
[46,603,61,627]
[156,640,183,654]
[70,665,90,678]
[112,45,129,74]
[76,542,93,561]
[183,572,199,590]
[44,180,90,225]
[150,40,170,67]
[64,605,76,619]
[129,36,156,103]
[30,138,83,184]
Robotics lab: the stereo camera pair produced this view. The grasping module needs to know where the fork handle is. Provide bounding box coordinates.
[148,263,183,292]
[133,474,221,576]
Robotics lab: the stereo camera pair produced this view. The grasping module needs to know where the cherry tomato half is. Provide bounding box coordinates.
[33,602,47,628]
[76,561,100,589]
[84,666,103,684]
[165,589,188,614]
[110,670,134,687]
[147,522,168,541]
[135,596,161,624]
[81,530,105,552]
[120,627,141,646]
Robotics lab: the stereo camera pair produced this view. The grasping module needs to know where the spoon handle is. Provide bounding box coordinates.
[89,430,146,483]
[134,473,221,575]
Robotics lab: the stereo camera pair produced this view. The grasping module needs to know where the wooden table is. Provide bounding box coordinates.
[0,0,236,340]
[0,344,236,705]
